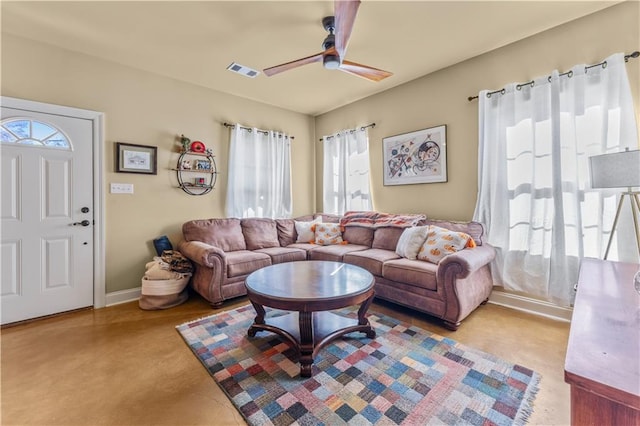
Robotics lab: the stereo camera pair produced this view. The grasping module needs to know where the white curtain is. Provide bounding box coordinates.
[226,124,292,218]
[322,128,372,215]
[474,53,638,306]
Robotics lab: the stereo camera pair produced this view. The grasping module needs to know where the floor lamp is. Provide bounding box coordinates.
[589,148,640,260]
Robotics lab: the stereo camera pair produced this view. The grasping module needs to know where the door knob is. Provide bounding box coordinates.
[72,220,91,227]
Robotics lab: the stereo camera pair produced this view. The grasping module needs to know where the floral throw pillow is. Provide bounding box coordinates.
[313,223,346,246]
[295,217,321,243]
[395,226,430,259]
[418,225,476,264]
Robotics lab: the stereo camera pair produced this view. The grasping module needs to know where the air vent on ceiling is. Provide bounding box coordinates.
[226,62,260,78]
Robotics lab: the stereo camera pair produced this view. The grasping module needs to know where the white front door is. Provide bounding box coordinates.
[1,106,95,324]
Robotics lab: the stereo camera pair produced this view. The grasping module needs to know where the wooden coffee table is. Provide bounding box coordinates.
[245,260,376,377]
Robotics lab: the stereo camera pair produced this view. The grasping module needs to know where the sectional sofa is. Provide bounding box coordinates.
[178,212,496,330]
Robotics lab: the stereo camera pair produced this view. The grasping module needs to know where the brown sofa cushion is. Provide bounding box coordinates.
[241,218,280,250]
[275,219,296,247]
[344,248,401,276]
[182,218,246,252]
[382,258,438,291]
[308,244,368,262]
[225,250,271,277]
[255,247,306,264]
[342,226,375,247]
[371,227,404,251]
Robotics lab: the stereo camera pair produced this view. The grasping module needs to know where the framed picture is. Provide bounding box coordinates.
[115,142,157,174]
[194,159,211,171]
[383,125,447,185]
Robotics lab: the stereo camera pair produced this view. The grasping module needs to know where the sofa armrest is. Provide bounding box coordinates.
[178,240,227,305]
[437,244,496,329]
[178,240,226,268]
[437,244,496,280]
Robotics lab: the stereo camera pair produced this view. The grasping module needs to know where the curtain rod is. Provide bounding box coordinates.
[467,50,639,102]
[222,122,294,140]
[319,122,376,141]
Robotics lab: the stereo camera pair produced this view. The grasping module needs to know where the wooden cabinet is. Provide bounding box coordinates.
[564,258,640,425]
[173,151,217,195]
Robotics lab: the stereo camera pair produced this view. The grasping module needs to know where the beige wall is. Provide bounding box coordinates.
[1,34,316,293]
[1,2,638,296]
[315,1,640,221]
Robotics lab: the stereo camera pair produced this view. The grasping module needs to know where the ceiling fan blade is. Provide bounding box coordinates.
[339,60,393,82]
[334,0,360,59]
[263,52,324,76]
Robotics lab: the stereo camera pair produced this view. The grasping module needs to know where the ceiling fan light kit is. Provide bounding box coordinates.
[263,0,392,82]
[323,54,341,70]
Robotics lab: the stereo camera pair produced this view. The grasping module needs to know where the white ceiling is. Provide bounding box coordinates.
[1,1,621,116]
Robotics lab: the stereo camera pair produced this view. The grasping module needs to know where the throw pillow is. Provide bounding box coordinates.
[313,223,346,246]
[395,226,430,259]
[417,225,476,264]
[295,217,321,243]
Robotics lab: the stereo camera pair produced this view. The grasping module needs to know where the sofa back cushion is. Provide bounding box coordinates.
[182,218,246,251]
[342,226,375,247]
[372,227,405,251]
[275,219,296,247]
[423,219,484,246]
[241,218,280,250]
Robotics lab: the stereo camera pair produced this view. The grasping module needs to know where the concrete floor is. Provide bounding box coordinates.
[1,293,571,425]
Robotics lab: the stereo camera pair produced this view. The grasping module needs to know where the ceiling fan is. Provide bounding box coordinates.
[263,0,392,82]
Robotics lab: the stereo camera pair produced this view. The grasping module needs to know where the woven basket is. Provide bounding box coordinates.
[139,275,190,310]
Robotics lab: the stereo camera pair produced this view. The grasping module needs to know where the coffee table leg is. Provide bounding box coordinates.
[248,301,266,337]
[358,294,376,339]
[299,311,313,377]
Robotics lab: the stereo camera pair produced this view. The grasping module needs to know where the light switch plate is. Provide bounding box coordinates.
[110,183,134,194]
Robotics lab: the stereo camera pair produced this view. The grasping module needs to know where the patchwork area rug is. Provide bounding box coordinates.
[177,305,540,426]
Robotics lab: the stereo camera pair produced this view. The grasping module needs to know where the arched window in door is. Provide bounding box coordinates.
[1,118,71,149]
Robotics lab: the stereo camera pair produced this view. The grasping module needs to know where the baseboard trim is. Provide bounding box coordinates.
[105,288,141,306]
[488,290,573,322]
[104,287,573,322]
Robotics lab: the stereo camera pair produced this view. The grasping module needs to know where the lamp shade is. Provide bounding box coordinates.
[589,149,640,189]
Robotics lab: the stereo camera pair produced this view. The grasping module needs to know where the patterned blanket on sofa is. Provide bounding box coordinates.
[340,211,426,228]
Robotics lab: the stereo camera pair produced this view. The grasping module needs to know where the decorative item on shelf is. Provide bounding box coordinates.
[190,140,206,153]
[174,145,218,196]
[179,134,191,152]
[194,159,211,171]
[589,147,640,260]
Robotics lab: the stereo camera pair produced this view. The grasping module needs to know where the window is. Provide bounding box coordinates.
[322,128,372,215]
[474,53,638,306]
[1,118,71,149]
[225,125,292,219]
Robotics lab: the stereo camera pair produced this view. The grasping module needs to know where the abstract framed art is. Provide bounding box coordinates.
[383,125,447,185]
